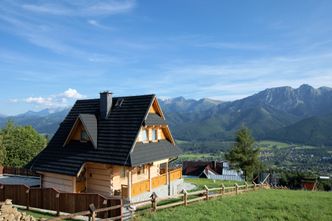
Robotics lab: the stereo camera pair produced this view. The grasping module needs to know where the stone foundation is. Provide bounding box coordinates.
[0,200,37,221]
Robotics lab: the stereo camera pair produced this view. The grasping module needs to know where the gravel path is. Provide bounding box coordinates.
[177,181,197,192]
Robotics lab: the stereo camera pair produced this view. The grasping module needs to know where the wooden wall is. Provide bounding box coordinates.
[85,162,112,197]
[112,160,166,191]
[112,166,128,191]
[40,159,169,197]
[40,172,75,193]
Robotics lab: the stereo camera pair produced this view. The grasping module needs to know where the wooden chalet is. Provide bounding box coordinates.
[28,92,182,201]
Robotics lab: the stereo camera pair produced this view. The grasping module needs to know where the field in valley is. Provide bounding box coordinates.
[138,189,332,221]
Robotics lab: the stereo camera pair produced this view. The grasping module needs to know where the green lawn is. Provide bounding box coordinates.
[256,140,291,149]
[184,178,245,190]
[17,209,80,221]
[137,190,332,221]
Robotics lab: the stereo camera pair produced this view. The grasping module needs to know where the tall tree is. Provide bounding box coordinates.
[225,127,262,181]
[0,134,5,165]
[0,121,47,167]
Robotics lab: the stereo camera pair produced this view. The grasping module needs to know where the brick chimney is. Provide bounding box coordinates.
[100,91,112,119]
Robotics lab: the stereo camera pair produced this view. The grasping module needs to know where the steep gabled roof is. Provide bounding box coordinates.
[64,114,98,149]
[28,94,181,176]
[144,113,167,126]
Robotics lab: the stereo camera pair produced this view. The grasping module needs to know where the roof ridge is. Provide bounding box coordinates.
[75,94,155,103]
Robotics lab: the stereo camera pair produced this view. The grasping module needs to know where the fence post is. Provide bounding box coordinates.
[120,199,123,221]
[245,182,248,192]
[26,189,30,210]
[204,185,209,201]
[102,199,108,219]
[150,192,158,212]
[56,193,60,216]
[183,189,188,206]
[92,211,96,221]
[89,204,96,221]
[221,184,225,196]
[235,183,238,195]
[0,185,4,202]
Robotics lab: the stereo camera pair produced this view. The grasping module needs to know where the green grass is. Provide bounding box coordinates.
[179,153,212,159]
[177,152,224,161]
[184,178,244,190]
[137,190,332,221]
[256,140,291,149]
[18,209,56,219]
[17,209,80,220]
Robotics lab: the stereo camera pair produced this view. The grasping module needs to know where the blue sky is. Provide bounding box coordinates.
[1,0,332,115]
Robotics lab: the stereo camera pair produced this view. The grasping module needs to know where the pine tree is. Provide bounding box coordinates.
[225,127,262,181]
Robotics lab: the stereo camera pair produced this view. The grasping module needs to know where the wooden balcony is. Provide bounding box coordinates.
[121,167,182,198]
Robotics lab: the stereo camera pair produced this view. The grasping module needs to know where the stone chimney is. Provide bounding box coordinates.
[100,91,112,119]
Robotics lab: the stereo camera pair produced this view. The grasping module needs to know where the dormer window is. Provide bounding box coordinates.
[80,130,89,142]
[63,114,98,149]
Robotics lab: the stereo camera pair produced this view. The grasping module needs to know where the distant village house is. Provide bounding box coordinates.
[182,160,243,181]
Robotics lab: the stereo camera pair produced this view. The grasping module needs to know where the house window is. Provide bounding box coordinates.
[137,165,145,175]
[80,130,89,142]
[120,166,126,178]
[140,129,148,142]
[151,129,158,141]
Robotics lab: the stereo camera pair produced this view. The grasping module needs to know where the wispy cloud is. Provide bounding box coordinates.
[196,42,270,50]
[87,19,113,30]
[11,88,86,109]
[120,51,332,100]
[22,0,136,16]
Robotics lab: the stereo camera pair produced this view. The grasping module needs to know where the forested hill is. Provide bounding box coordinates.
[1,84,332,146]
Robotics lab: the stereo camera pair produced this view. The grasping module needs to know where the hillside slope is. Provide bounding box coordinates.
[265,113,332,145]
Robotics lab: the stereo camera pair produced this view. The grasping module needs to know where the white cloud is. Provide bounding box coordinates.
[62,88,85,99]
[9,98,19,103]
[22,0,136,16]
[195,42,270,50]
[13,88,86,109]
[87,19,113,30]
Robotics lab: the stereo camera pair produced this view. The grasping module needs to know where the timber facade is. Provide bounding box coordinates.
[28,92,182,201]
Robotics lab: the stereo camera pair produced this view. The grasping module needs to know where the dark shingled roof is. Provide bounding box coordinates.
[130,140,182,166]
[28,94,181,176]
[144,113,167,126]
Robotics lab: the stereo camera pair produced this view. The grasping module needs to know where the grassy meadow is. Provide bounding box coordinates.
[138,189,332,221]
[184,178,244,190]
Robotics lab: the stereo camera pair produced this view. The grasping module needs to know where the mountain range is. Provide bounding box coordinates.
[0,84,332,146]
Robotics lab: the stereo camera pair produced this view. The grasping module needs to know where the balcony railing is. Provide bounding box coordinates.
[121,167,182,198]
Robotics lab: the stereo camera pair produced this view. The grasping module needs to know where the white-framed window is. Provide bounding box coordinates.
[140,129,148,142]
[80,130,89,142]
[151,128,158,141]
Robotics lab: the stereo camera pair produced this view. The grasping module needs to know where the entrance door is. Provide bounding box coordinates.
[76,167,87,192]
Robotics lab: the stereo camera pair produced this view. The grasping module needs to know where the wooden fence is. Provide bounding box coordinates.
[0,184,121,219]
[46,182,269,220]
[149,182,269,211]
[0,166,39,177]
